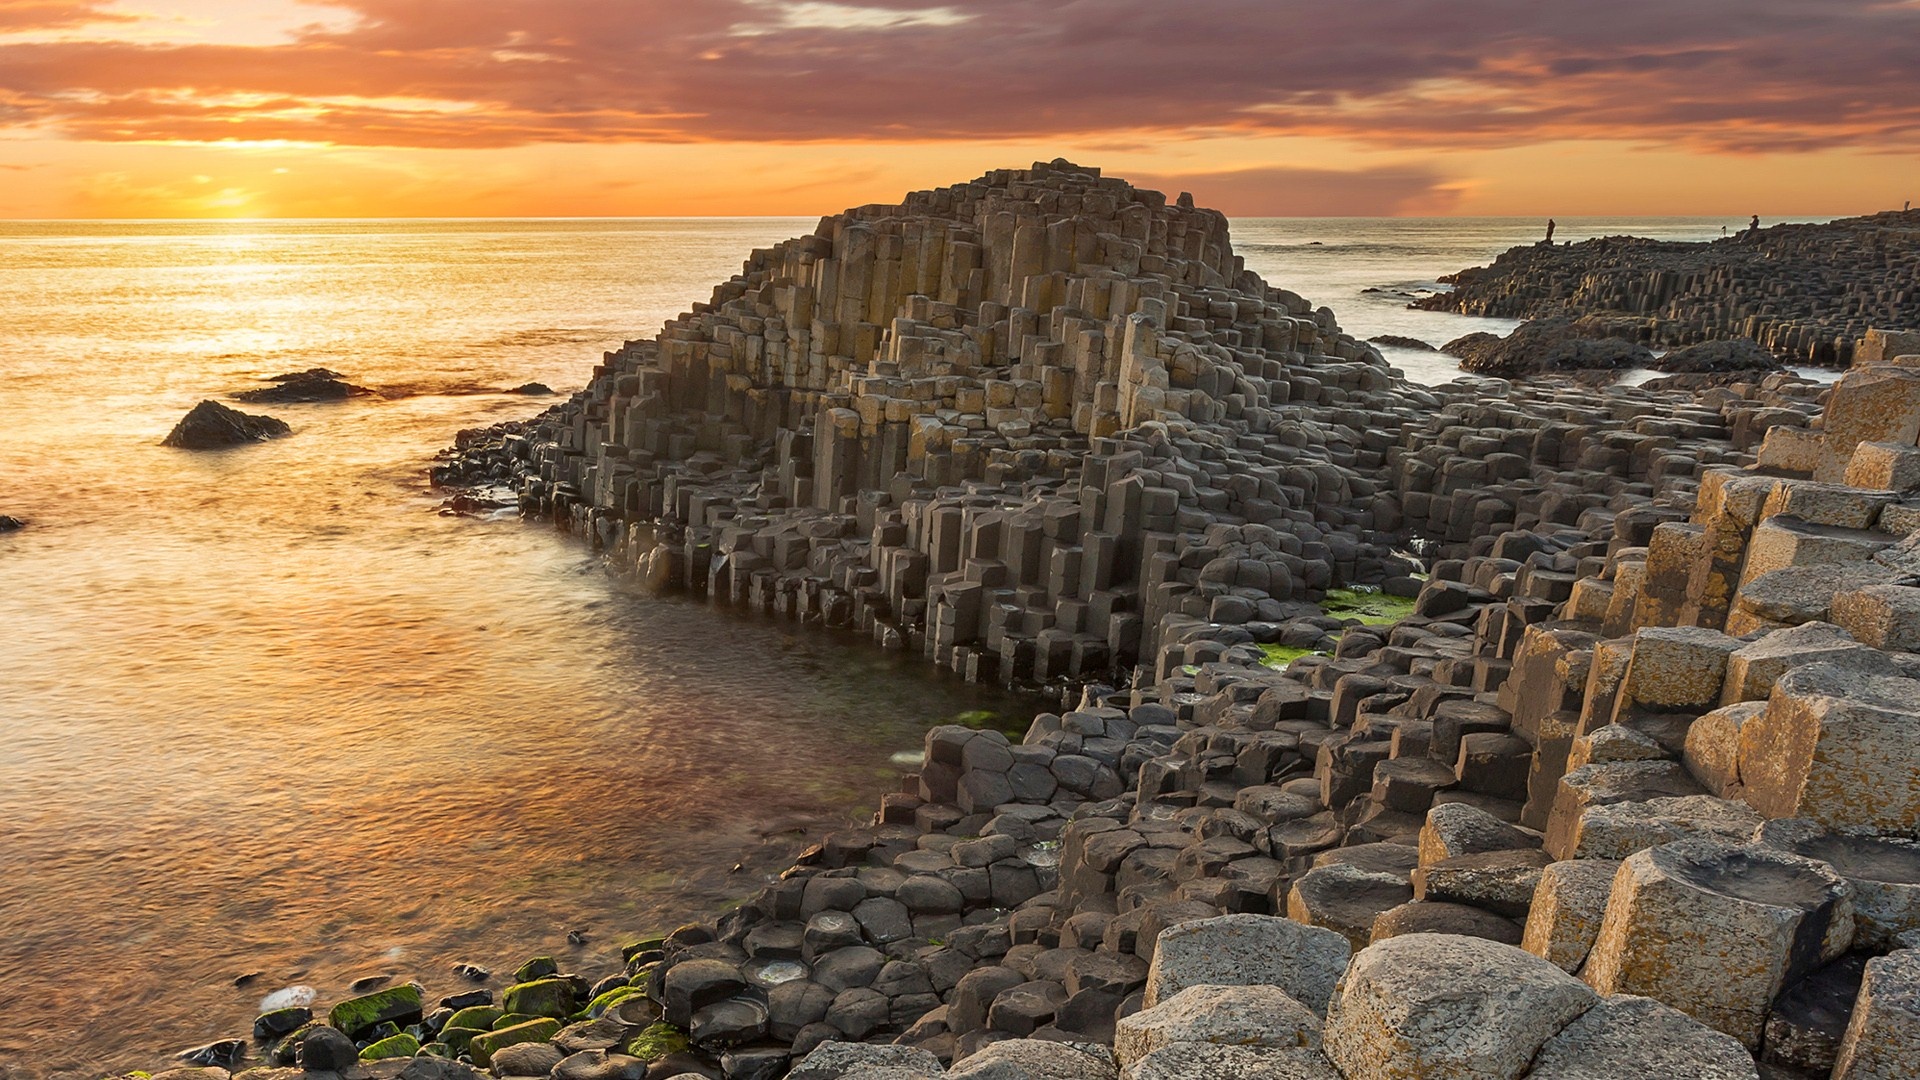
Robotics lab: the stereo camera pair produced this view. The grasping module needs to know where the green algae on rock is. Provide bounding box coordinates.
[358,1032,420,1060]
[1323,586,1418,625]
[469,1017,562,1068]
[502,976,576,1019]
[621,1021,691,1061]
[1259,643,1321,669]
[325,982,424,1037]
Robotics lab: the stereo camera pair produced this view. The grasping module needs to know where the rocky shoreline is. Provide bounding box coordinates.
[1415,212,1920,368]
[108,163,1920,1080]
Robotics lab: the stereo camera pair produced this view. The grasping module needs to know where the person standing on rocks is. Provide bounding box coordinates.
[1544,219,1556,245]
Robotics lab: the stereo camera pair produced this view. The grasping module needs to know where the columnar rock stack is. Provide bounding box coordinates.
[445,161,1470,682]
[1416,212,1920,366]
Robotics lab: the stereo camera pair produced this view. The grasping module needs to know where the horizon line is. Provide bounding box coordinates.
[0,211,1862,224]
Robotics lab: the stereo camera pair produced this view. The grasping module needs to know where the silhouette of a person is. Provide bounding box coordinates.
[1748,214,1761,235]
[1545,219,1556,244]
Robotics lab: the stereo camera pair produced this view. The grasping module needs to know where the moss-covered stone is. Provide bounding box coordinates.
[438,1026,487,1054]
[620,1022,690,1062]
[468,1018,561,1068]
[266,1024,313,1066]
[326,983,424,1037]
[445,1005,503,1031]
[503,977,577,1019]
[1259,643,1321,668]
[513,956,559,982]
[1323,586,1417,626]
[493,1012,541,1029]
[358,1032,420,1060]
[420,1042,451,1059]
[620,936,667,962]
[584,985,643,1018]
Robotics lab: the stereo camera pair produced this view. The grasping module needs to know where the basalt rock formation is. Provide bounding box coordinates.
[161,399,292,449]
[1440,316,1655,377]
[406,166,1920,1080]
[233,368,370,404]
[1416,211,1920,367]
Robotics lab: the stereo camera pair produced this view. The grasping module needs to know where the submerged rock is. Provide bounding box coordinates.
[175,1039,245,1068]
[232,367,369,403]
[1367,334,1438,352]
[160,400,291,449]
[510,381,556,394]
[0,515,24,531]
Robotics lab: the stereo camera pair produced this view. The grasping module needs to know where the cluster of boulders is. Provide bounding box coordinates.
[1417,212,1920,367]
[157,166,1915,1080]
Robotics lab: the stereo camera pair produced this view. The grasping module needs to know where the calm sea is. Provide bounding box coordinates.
[0,213,1823,1077]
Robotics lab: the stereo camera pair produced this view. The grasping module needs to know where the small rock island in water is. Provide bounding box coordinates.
[161,400,292,450]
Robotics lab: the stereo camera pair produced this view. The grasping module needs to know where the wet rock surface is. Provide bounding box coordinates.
[233,368,372,403]
[161,399,292,449]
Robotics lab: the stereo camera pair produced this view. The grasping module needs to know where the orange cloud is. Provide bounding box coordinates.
[0,1,1914,154]
[0,1,130,31]
[1129,164,1467,218]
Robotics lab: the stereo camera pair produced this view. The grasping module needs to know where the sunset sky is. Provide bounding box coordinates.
[2,0,1917,218]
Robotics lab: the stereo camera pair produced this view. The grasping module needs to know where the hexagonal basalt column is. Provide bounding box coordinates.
[1582,838,1855,1048]
[1739,662,1920,831]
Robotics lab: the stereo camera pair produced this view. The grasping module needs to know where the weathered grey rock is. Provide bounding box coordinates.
[1683,703,1766,797]
[1417,802,1540,866]
[1370,900,1523,945]
[1125,1043,1340,1080]
[787,1041,944,1080]
[1142,913,1350,1017]
[489,1041,565,1077]
[1526,994,1758,1079]
[949,965,1026,1032]
[663,959,746,1028]
[1323,933,1598,1080]
[1563,795,1763,861]
[1719,622,1894,705]
[1286,864,1415,953]
[551,1050,650,1080]
[1832,948,1920,1080]
[945,1038,1117,1080]
[1739,662,1920,830]
[1113,984,1320,1068]
[1728,565,1898,634]
[1411,849,1551,918]
[1522,860,1623,973]
[1832,584,1920,652]
[1754,818,1920,950]
[1582,839,1855,1048]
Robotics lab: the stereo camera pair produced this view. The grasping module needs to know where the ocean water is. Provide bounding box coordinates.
[0,213,1825,1077]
